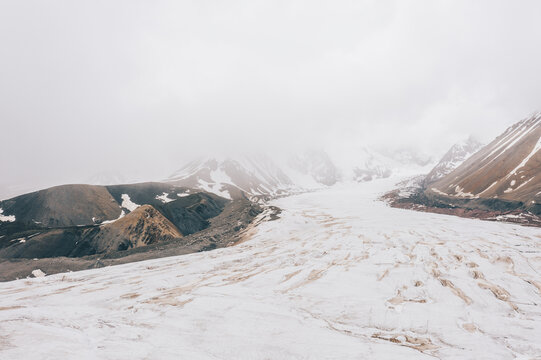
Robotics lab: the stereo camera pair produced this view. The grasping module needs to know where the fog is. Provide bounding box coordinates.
[1,0,541,198]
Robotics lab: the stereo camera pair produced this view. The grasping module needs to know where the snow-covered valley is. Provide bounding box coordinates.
[1,178,540,359]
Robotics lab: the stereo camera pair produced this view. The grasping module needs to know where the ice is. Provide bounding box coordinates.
[0,178,540,359]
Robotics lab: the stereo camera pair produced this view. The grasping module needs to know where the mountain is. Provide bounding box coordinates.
[349,148,393,182]
[0,182,213,228]
[350,147,432,182]
[0,181,258,263]
[0,184,123,227]
[287,150,341,186]
[166,155,301,200]
[426,112,541,214]
[384,112,541,226]
[424,137,484,185]
[166,148,431,197]
[89,205,183,253]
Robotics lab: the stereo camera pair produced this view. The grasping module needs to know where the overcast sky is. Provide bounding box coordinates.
[1,0,541,197]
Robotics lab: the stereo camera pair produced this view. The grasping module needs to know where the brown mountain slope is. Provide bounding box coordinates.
[0,184,122,227]
[91,205,183,253]
[426,113,541,214]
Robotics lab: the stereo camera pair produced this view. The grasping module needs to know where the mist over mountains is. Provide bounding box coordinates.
[3,1,541,199]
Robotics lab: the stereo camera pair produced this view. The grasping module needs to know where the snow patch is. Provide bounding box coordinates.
[478,181,498,196]
[121,194,140,212]
[431,187,449,196]
[156,192,174,203]
[0,208,16,222]
[506,133,541,178]
[101,210,126,225]
[31,269,46,278]
[454,186,478,198]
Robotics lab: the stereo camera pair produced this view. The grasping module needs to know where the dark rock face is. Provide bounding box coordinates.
[155,193,227,235]
[0,198,263,282]
[106,182,192,208]
[0,182,231,260]
[0,179,266,281]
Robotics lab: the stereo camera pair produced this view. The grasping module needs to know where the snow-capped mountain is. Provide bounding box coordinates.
[348,148,392,182]
[166,155,299,200]
[424,136,484,185]
[287,150,341,186]
[166,147,434,198]
[350,147,433,182]
[427,112,541,214]
[166,150,346,200]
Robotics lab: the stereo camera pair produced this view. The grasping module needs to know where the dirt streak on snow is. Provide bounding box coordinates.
[0,178,540,359]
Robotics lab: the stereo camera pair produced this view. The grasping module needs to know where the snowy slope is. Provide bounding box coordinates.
[166,155,299,200]
[350,147,433,182]
[287,150,341,186]
[1,178,540,359]
[428,112,541,211]
[425,137,483,184]
[165,147,434,200]
[351,147,393,182]
[166,151,342,200]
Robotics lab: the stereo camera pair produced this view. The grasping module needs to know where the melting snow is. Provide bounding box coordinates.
[431,187,449,196]
[155,192,174,203]
[198,179,232,200]
[0,208,15,222]
[121,194,140,212]
[453,185,478,198]
[483,117,540,164]
[478,181,498,196]
[506,133,541,178]
[31,269,45,278]
[101,210,126,225]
